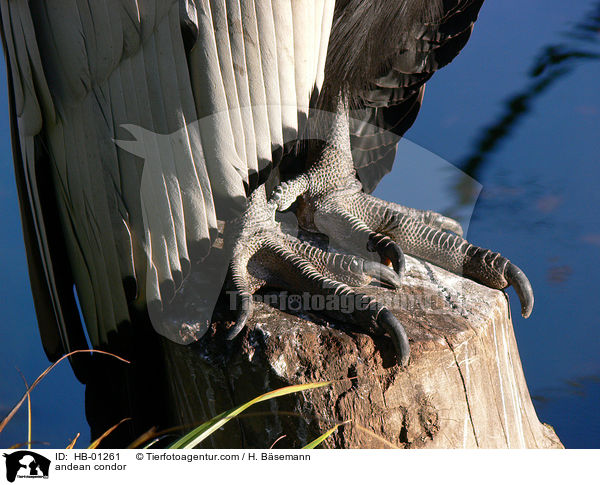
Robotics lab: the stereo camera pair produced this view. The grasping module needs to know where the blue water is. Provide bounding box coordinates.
[1,0,598,448]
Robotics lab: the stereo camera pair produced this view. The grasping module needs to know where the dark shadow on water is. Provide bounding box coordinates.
[447,2,600,216]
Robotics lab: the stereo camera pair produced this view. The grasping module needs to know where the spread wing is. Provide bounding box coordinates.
[0,0,335,375]
[326,0,485,192]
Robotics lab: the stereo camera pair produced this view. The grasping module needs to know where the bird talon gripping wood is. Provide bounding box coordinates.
[224,184,410,364]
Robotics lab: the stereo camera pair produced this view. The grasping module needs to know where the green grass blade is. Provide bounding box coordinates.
[303,422,345,449]
[169,381,331,449]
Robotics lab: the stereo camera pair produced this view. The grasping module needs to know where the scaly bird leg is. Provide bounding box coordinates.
[225,185,410,365]
[280,98,534,318]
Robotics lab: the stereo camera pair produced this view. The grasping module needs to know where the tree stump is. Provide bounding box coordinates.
[161,256,563,449]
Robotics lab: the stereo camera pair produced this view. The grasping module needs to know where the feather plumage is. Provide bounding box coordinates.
[0,0,483,379]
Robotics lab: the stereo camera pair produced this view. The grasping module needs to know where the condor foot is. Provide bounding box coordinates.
[272,98,533,319]
[287,177,533,319]
[225,185,410,366]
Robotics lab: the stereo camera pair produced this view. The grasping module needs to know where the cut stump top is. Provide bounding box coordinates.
[163,256,563,449]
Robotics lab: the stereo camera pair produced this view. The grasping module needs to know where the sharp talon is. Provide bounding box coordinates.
[369,235,406,279]
[505,262,534,318]
[384,241,405,279]
[226,294,253,340]
[396,247,406,278]
[376,308,410,367]
[226,307,251,340]
[364,261,402,288]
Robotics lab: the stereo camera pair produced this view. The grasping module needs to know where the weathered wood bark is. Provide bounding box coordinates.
[161,256,562,449]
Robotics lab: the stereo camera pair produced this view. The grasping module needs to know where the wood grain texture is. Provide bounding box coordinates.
[161,256,562,448]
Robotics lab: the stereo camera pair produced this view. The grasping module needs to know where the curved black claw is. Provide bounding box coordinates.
[368,233,406,278]
[226,292,253,340]
[376,308,410,367]
[363,261,402,288]
[505,262,534,318]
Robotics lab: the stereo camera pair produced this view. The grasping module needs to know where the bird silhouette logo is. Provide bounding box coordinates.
[2,451,51,482]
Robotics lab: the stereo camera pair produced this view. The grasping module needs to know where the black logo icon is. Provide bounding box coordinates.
[3,451,50,482]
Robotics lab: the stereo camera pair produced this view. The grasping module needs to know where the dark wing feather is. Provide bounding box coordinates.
[0,1,92,380]
[326,0,485,192]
